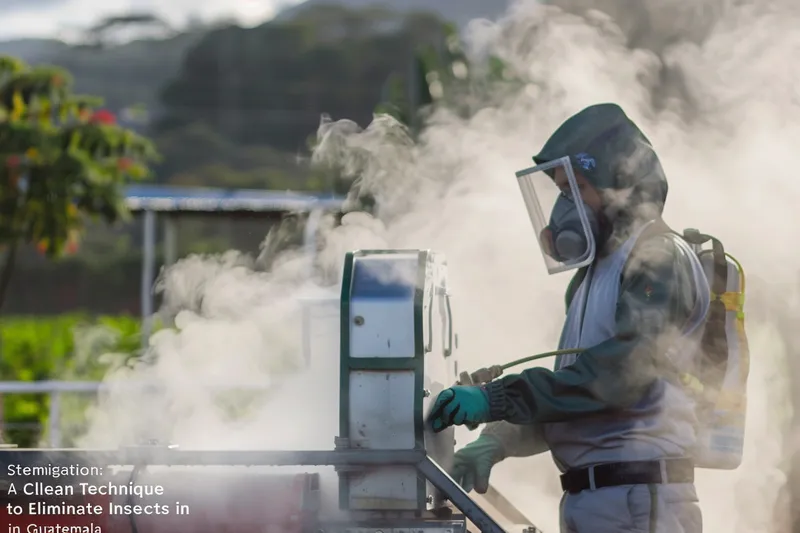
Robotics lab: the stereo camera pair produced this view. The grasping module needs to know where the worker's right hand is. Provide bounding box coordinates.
[450,434,506,494]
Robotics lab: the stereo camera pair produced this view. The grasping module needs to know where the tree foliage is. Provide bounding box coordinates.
[0,55,159,310]
[374,22,523,131]
[156,8,451,152]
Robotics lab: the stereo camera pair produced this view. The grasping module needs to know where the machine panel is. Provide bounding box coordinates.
[348,371,416,450]
[347,371,419,510]
[348,254,418,359]
[339,250,458,512]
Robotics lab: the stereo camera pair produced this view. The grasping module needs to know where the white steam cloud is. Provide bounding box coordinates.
[79,0,800,531]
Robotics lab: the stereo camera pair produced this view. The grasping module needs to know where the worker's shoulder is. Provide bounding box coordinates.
[624,231,693,280]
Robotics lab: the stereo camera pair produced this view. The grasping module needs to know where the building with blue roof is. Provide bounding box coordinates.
[124,185,345,213]
[125,184,346,343]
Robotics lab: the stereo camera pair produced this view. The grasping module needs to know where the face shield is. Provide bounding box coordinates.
[515,156,598,275]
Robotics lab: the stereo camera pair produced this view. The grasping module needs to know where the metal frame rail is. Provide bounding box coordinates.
[0,449,507,533]
[0,381,275,447]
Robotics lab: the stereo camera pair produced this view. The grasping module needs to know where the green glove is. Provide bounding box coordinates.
[450,434,506,494]
[428,385,491,433]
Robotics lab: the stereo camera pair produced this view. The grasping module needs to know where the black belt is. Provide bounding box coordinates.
[560,458,694,494]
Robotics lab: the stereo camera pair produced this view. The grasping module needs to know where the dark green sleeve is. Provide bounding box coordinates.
[483,234,701,425]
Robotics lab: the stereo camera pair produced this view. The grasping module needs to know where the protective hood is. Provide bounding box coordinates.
[533,103,669,253]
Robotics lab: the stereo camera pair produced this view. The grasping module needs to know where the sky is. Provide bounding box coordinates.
[0,0,304,40]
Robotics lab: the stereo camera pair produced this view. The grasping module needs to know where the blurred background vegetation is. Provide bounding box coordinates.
[0,314,144,445]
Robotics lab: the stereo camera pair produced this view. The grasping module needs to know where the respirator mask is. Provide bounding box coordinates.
[515,156,598,275]
[540,193,601,263]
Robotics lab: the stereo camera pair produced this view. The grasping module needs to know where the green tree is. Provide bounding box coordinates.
[156,7,450,153]
[0,55,159,311]
[375,22,522,133]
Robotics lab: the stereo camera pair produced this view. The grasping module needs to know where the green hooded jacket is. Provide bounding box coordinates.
[480,104,703,457]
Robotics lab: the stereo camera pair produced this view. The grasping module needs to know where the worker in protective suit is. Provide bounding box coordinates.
[428,103,711,533]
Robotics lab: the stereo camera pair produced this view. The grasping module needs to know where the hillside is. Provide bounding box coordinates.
[0,38,69,63]
[277,0,513,26]
[0,32,204,116]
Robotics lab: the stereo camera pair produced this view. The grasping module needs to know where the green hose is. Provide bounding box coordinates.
[499,348,586,371]
[461,348,588,391]
[459,348,589,431]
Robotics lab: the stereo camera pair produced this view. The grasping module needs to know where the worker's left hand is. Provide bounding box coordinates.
[428,386,491,433]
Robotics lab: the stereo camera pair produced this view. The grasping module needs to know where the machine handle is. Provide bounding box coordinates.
[443,290,453,357]
[425,291,434,353]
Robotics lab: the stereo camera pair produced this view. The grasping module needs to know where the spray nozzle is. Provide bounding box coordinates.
[459,365,505,386]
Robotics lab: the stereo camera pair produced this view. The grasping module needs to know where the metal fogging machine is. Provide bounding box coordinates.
[0,250,543,533]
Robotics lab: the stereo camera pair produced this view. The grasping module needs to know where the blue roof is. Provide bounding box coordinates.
[125,185,346,213]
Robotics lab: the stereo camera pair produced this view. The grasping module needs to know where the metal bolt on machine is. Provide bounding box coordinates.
[0,250,544,533]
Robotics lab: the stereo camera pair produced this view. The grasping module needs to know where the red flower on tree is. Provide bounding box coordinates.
[117,157,133,171]
[90,109,116,125]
